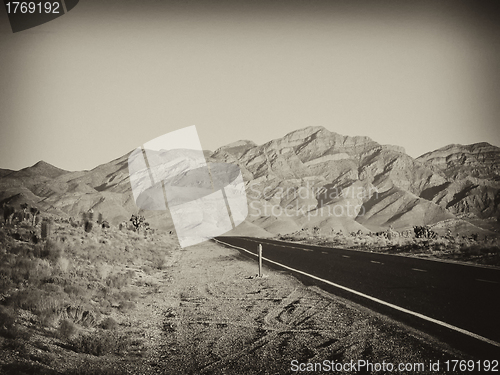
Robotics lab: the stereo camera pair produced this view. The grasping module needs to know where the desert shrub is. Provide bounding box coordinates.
[105,271,134,289]
[8,243,32,257]
[0,306,17,339]
[71,331,129,356]
[66,366,124,375]
[461,244,500,256]
[430,237,450,251]
[55,256,70,273]
[41,220,53,240]
[84,221,93,233]
[413,225,437,239]
[59,319,78,340]
[40,309,59,328]
[64,284,88,299]
[33,240,63,262]
[8,287,65,315]
[0,261,13,288]
[117,301,135,312]
[10,257,39,284]
[62,305,99,327]
[151,253,170,270]
[46,240,64,262]
[80,244,100,262]
[98,299,112,315]
[0,230,9,244]
[483,246,500,254]
[99,317,118,330]
[40,283,64,294]
[0,277,13,295]
[32,258,54,284]
[96,262,112,280]
[120,290,139,301]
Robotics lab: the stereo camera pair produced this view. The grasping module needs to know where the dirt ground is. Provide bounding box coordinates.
[138,241,468,374]
[1,239,472,374]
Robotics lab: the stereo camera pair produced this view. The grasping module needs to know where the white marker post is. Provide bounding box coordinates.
[258,244,263,277]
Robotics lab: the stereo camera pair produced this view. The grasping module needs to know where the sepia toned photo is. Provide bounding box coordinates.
[0,1,499,374]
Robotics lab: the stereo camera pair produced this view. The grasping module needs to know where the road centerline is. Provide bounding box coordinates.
[476,279,498,284]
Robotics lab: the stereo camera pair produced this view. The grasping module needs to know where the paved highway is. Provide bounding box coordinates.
[215,236,500,357]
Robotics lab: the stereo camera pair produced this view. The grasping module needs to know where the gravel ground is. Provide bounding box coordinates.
[1,240,471,374]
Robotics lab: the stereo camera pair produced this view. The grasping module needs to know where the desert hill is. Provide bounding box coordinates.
[209,126,499,235]
[416,143,500,219]
[1,126,499,239]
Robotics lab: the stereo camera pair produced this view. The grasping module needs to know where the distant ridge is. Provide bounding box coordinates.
[0,127,499,237]
[5,160,69,179]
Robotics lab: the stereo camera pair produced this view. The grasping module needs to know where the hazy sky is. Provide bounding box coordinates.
[1,0,499,171]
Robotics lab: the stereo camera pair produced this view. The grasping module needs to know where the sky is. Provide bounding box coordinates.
[1,0,499,171]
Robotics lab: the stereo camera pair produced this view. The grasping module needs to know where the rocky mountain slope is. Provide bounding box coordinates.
[212,127,499,235]
[416,143,500,219]
[1,126,499,239]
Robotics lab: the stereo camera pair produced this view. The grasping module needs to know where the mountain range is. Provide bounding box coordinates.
[1,126,499,239]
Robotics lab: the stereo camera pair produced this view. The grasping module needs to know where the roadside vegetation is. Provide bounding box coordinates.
[278,226,500,266]
[0,206,177,374]
[0,203,491,373]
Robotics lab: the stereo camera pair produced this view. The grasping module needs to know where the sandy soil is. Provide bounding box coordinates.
[140,241,467,374]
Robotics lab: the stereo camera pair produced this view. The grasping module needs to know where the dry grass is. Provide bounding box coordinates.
[0,219,178,373]
[1,218,480,373]
[70,331,131,356]
[280,228,500,266]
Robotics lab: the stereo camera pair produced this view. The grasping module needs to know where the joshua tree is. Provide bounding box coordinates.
[30,207,40,226]
[20,203,28,221]
[130,214,146,233]
[413,225,437,239]
[82,209,94,233]
[2,203,15,225]
[41,218,52,240]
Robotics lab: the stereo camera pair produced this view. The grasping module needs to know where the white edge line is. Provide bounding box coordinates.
[476,279,499,284]
[243,237,500,270]
[213,238,500,348]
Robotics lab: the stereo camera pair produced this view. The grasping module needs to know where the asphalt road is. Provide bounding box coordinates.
[215,236,500,357]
